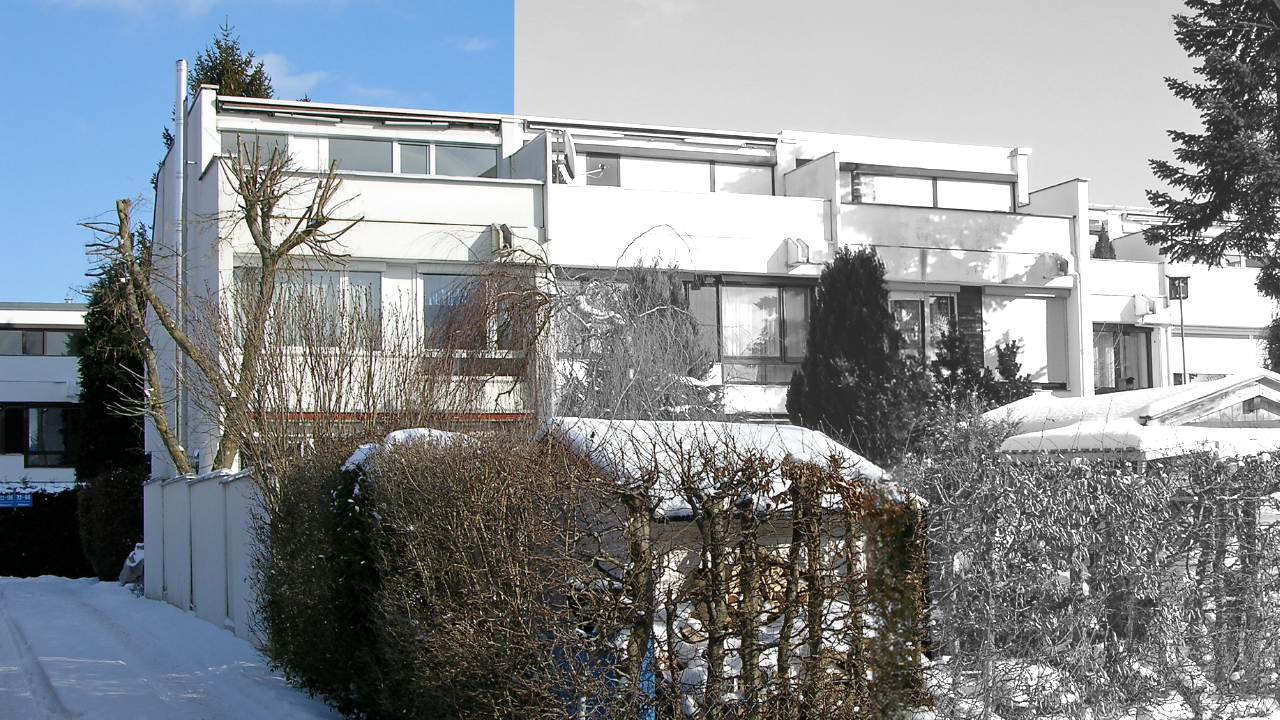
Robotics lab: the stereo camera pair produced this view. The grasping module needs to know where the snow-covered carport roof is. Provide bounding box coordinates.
[541,417,907,519]
[988,368,1280,460]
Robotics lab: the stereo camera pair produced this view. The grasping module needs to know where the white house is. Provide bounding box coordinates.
[150,78,1278,478]
[0,302,85,491]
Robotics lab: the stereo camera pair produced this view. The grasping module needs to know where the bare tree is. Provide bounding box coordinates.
[87,141,359,474]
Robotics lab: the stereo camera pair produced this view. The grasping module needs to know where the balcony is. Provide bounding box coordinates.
[839,204,1073,286]
[547,185,829,274]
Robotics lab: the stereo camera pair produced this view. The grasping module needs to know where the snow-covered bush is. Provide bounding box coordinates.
[260,426,932,719]
[897,406,1280,718]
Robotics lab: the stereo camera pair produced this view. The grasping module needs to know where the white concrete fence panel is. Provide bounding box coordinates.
[142,470,260,642]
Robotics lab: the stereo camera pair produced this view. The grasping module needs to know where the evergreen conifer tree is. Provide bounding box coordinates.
[1148,0,1280,296]
[189,22,273,98]
[785,247,929,466]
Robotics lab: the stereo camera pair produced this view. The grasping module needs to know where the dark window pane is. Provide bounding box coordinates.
[782,288,808,360]
[221,133,287,165]
[45,331,76,356]
[400,144,429,174]
[0,331,20,355]
[424,274,479,349]
[27,407,68,467]
[330,138,393,173]
[435,145,497,178]
[689,285,719,362]
[2,408,23,455]
[22,331,44,355]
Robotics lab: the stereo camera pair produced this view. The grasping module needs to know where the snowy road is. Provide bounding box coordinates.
[0,576,338,719]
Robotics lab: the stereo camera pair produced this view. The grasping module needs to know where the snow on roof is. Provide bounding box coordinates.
[542,417,900,519]
[990,369,1280,460]
[342,428,475,472]
[999,418,1280,460]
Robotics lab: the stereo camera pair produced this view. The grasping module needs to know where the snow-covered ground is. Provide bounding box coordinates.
[0,576,337,720]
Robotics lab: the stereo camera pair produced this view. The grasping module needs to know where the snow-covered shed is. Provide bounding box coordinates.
[988,368,1280,460]
[541,417,900,519]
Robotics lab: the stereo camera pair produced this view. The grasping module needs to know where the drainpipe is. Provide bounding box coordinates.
[174,60,187,457]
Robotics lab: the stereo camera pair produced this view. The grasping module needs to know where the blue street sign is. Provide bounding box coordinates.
[0,493,33,508]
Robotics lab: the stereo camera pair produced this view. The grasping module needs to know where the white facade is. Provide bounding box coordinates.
[1086,205,1275,392]
[0,302,85,490]
[153,89,1275,477]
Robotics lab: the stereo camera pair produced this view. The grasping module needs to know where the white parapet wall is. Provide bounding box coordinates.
[143,470,259,642]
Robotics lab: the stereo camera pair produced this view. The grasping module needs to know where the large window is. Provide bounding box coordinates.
[1093,323,1151,393]
[435,144,498,178]
[579,155,773,195]
[221,132,287,165]
[236,268,381,348]
[840,170,1014,213]
[329,138,393,173]
[0,329,78,356]
[891,293,956,359]
[718,285,809,384]
[423,273,529,352]
[1,405,73,468]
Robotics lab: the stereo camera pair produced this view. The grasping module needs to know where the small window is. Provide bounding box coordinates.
[400,144,429,175]
[583,154,620,187]
[26,407,71,468]
[22,331,44,356]
[45,331,77,356]
[891,293,956,359]
[330,138,393,173]
[435,145,497,178]
[0,331,22,355]
[2,408,23,454]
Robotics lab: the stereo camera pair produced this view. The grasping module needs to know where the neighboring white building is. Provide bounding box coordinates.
[1087,205,1275,391]
[0,302,85,490]
[149,85,1274,478]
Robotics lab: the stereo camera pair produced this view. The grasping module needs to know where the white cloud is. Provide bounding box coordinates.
[260,52,327,99]
[447,36,494,52]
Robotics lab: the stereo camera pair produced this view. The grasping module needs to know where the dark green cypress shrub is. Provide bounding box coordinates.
[786,246,930,466]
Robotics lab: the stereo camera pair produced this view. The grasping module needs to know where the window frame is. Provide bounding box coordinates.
[1,404,76,469]
[840,166,1016,213]
[715,282,812,385]
[234,266,383,349]
[1092,322,1153,394]
[890,291,957,360]
[0,329,80,356]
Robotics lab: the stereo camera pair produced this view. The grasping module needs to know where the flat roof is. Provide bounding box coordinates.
[0,302,87,311]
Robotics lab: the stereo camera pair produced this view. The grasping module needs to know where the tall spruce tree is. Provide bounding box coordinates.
[786,247,929,467]
[1148,0,1280,296]
[75,236,150,580]
[189,22,273,98]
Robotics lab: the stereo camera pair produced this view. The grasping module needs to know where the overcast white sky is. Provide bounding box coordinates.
[516,0,1200,208]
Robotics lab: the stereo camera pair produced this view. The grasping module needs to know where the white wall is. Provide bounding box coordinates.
[547,185,827,274]
[840,204,1073,287]
[144,470,259,642]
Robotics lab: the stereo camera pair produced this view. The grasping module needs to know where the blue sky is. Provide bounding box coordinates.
[0,0,513,303]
